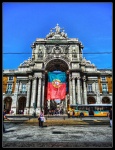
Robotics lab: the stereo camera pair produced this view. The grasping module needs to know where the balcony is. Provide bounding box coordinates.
[20,91,27,94]
[87,91,96,95]
[5,91,12,94]
[102,91,109,95]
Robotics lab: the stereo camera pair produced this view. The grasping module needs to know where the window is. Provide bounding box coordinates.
[7,84,12,91]
[9,76,13,80]
[87,84,92,92]
[101,76,106,81]
[22,84,26,92]
[102,84,107,92]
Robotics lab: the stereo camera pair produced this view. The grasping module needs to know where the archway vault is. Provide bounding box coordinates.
[4,97,12,113]
[44,59,69,114]
[45,59,69,72]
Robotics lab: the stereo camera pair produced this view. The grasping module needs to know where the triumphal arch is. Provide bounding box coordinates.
[11,24,99,115]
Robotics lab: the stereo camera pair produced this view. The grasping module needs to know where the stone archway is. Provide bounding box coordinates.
[4,97,12,114]
[45,58,69,72]
[87,97,96,116]
[18,97,26,114]
[44,59,69,114]
[102,97,111,104]
[87,97,96,104]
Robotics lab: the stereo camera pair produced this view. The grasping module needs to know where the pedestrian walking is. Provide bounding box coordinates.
[67,110,70,118]
[3,109,10,133]
[39,111,44,127]
[108,107,112,127]
[72,110,75,118]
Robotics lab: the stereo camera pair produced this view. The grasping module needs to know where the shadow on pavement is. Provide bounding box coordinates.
[3,130,15,133]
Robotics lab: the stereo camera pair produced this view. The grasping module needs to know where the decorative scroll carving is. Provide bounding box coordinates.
[45,45,52,54]
[19,57,33,66]
[53,45,61,54]
[38,46,43,58]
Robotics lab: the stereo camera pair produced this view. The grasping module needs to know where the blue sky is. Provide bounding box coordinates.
[3,2,112,70]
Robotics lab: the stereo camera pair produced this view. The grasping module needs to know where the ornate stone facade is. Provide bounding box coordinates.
[3,24,112,115]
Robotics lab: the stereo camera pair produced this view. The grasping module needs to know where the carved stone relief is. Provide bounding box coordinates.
[38,46,43,59]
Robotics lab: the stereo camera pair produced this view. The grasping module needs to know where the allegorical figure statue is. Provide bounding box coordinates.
[55,24,60,33]
[52,24,63,34]
[46,24,68,39]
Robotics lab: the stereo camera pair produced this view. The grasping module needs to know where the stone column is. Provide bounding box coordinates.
[47,100,50,110]
[65,95,67,113]
[92,82,95,92]
[37,77,42,114]
[13,80,19,114]
[95,81,100,104]
[26,79,31,114]
[83,78,87,104]
[72,77,76,104]
[69,76,72,104]
[42,76,45,111]
[18,81,21,92]
[65,95,67,108]
[30,77,37,114]
[77,76,81,104]
[63,100,66,114]
[15,80,20,93]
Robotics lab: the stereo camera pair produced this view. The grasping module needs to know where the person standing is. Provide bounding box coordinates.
[3,109,10,133]
[72,110,75,118]
[108,107,112,127]
[40,111,44,127]
[68,110,70,118]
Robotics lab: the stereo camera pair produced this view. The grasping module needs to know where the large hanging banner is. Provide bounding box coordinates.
[47,71,66,100]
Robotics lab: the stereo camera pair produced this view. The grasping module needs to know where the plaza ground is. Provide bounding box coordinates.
[2,116,113,148]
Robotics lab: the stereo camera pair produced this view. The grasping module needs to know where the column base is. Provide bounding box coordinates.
[36,107,41,115]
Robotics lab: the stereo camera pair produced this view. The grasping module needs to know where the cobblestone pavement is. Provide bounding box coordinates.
[2,123,113,148]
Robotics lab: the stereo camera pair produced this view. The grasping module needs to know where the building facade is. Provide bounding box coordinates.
[3,24,112,115]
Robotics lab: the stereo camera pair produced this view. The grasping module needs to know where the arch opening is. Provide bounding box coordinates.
[18,97,26,114]
[44,59,69,114]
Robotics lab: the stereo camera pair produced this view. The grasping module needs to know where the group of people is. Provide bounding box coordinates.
[48,109,64,116]
[18,110,23,114]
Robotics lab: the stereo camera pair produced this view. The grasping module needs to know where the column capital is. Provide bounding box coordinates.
[93,80,98,83]
[32,77,37,80]
[42,74,45,79]
[76,76,80,80]
[72,77,75,80]
[45,70,48,74]
[28,77,32,80]
[83,78,86,81]
[16,80,19,83]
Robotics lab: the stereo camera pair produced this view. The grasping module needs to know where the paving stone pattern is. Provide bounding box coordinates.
[2,123,113,148]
